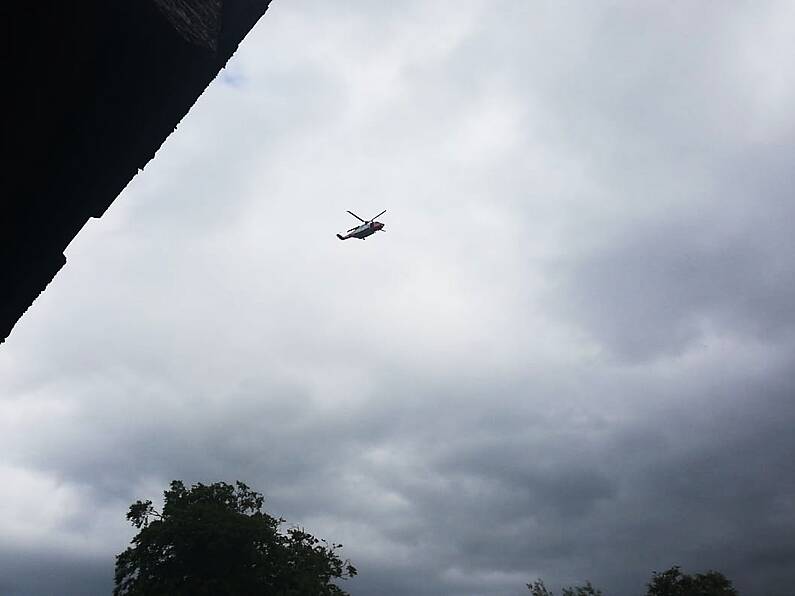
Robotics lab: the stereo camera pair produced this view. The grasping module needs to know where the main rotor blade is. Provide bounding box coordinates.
[347,210,367,223]
[369,209,387,222]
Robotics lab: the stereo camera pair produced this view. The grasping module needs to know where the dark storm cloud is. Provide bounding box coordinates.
[2,1,795,595]
[328,359,795,596]
[3,355,795,595]
[0,549,109,596]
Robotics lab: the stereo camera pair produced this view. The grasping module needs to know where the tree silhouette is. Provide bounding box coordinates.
[114,480,356,596]
[528,579,602,596]
[646,566,738,596]
[528,566,739,596]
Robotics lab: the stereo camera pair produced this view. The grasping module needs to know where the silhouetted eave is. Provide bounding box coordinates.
[2,0,271,344]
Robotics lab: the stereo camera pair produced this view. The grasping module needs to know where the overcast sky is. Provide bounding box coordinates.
[2,1,795,595]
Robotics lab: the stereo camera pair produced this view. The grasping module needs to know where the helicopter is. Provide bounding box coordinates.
[337,210,387,240]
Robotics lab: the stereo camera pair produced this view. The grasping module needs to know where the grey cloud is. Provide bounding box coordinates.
[549,145,795,361]
[2,1,795,595]
[3,354,795,595]
[0,550,110,596]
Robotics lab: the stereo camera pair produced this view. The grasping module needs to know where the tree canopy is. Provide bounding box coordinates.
[528,578,602,596]
[528,566,739,596]
[646,566,738,596]
[114,480,356,596]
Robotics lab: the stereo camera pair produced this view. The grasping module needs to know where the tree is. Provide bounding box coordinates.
[528,579,603,596]
[646,566,738,596]
[114,480,357,596]
[529,566,739,596]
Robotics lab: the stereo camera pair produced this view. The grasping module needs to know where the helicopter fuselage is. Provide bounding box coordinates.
[337,221,384,240]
